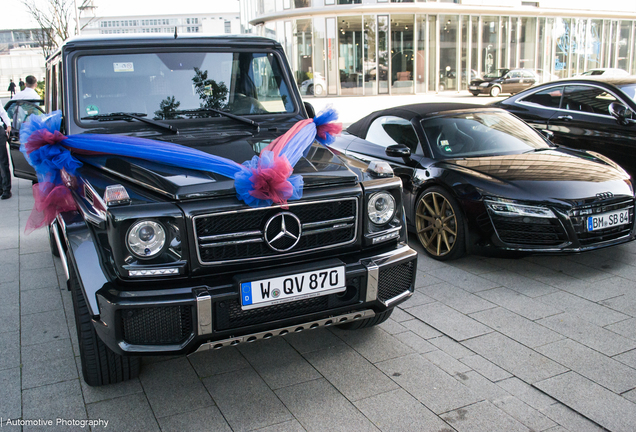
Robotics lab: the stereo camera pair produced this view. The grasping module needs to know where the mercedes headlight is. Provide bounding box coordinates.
[127,220,166,258]
[485,200,555,218]
[368,192,396,225]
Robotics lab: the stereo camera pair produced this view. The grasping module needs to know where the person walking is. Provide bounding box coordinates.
[0,103,12,200]
[19,78,25,91]
[7,80,16,98]
[13,76,40,100]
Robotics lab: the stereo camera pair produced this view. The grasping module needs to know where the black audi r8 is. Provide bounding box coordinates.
[331,103,635,260]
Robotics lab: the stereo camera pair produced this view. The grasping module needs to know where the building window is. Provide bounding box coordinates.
[225,21,232,33]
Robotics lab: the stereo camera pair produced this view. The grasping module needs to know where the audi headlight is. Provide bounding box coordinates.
[368,192,396,225]
[127,220,166,258]
[485,200,555,218]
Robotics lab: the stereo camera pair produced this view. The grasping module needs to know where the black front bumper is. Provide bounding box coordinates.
[93,244,417,355]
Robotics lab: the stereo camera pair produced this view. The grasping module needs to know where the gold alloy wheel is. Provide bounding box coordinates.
[416,191,458,257]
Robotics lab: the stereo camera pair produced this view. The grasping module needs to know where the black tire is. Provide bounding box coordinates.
[414,186,466,261]
[489,86,501,97]
[70,267,140,386]
[307,84,314,95]
[337,308,393,330]
[48,225,60,258]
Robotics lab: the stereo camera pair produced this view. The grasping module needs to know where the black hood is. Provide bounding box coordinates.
[76,130,358,200]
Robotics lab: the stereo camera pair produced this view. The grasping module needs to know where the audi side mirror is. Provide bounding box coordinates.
[386,144,411,158]
[608,102,634,125]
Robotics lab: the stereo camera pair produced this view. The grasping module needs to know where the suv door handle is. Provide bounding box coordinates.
[557,115,573,121]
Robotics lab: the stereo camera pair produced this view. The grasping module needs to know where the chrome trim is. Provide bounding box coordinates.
[384,291,413,308]
[193,197,359,265]
[195,290,212,336]
[70,189,107,228]
[97,165,176,199]
[199,230,262,242]
[200,237,264,248]
[365,262,379,302]
[50,220,70,281]
[365,226,402,239]
[190,309,375,354]
[303,223,354,236]
[302,216,355,229]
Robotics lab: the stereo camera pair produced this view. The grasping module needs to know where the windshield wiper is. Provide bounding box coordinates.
[81,112,179,135]
[173,108,260,131]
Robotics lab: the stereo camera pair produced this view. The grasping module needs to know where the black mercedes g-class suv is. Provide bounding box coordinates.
[9,34,417,386]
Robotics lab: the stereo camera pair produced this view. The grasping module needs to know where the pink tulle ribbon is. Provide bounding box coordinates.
[24,129,67,155]
[26,182,77,234]
[248,153,294,204]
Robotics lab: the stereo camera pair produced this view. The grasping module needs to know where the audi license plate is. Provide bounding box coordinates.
[587,209,630,232]
[240,265,346,310]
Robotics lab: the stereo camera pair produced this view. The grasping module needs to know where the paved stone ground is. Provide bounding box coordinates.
[3,175,636,432]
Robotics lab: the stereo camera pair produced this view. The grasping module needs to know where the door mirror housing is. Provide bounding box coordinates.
[385,144,411,158]
[608,102,634,125]
[304,101,316,119]
[540,129,554,141]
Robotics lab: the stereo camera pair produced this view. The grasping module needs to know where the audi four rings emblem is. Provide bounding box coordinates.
[264,212,302,252]
[596,192,613,200]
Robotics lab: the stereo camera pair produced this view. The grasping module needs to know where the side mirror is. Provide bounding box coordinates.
[540,129,554,141]
[304,101,316,119]
[385,144,411,158]
[608,102,634,125]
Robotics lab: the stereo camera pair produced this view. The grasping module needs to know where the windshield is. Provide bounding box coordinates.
[421,111,550,158]
[77,51,294,121]
[484,69,509,79]
[618,84,636,103]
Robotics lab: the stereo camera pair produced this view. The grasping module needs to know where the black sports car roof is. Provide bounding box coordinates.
[347,103,492,138]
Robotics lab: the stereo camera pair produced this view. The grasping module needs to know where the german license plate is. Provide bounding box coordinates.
[240,265,346,310]
[469,86,478,90]
[587,209,630,232]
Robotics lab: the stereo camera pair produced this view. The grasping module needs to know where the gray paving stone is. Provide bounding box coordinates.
[418,282,496,314]
[535,371,636,432]
[275,378,379,432]
[412,334,472,363]
[0,234,18,250]
[613,349,636,369]
[536,338,636,393]
[400,290,436,307]
[22,380,87,432]
[537,291,629,327]
[252,419,307,432]
[203,367,293,432]
[493,395,557,431]
[20,251,55,270]
[526,255,614,283]
[284,327,346,354]
[441,400,531,432]
[447,256,504,275]
[19,266,58,290]
[416,253,449,272]
[480,270,559,298]
[469,307,564,348]
[605,318,636,341]
[378,317,409,334]
[393,331,437,354]
[427,267,500,293]
[600,291,636,317]
[304,344,398,402]
[555,276,633,302]
[354,388,454,432]
[188,346,250,378]
[459,355,513,382]
[140,357,213,419]
[0,262,18,283]
[21,338,77,389]
[400,319,443,339]
[454,370,510,402]
[0,292,19,334]
[20,286,63,315]
[86,393,160,431]
[238,337,321,390]
[376,353,481,414]
[496,377,556,411]
[462,333,568,384]
[0,367,21,419]
[0,249,19,266]
[537,312,636,356]
[0,331,20,371]
[477,287,563,320]
[330,326,414,363]
[407,302,492,341]
[389,307,413,322]
[423,349,472,377]
[157,406,232,432]
[20,309,69,346]
[414,272,444,288]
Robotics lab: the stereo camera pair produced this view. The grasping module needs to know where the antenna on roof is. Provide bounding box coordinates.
[174,26,178,39]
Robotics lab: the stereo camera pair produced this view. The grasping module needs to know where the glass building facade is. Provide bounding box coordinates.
[240,0,636,96]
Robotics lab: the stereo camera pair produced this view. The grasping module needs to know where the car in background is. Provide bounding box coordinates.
[494,76,636,178]
[332,103,635,260]
[4,99,46,179]
[534,69,560,84]
[579,68,629,77]
[299,72,326,96]
[469,69,537,97]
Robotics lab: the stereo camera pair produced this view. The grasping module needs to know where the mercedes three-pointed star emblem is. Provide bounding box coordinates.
[264,212,302,252]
